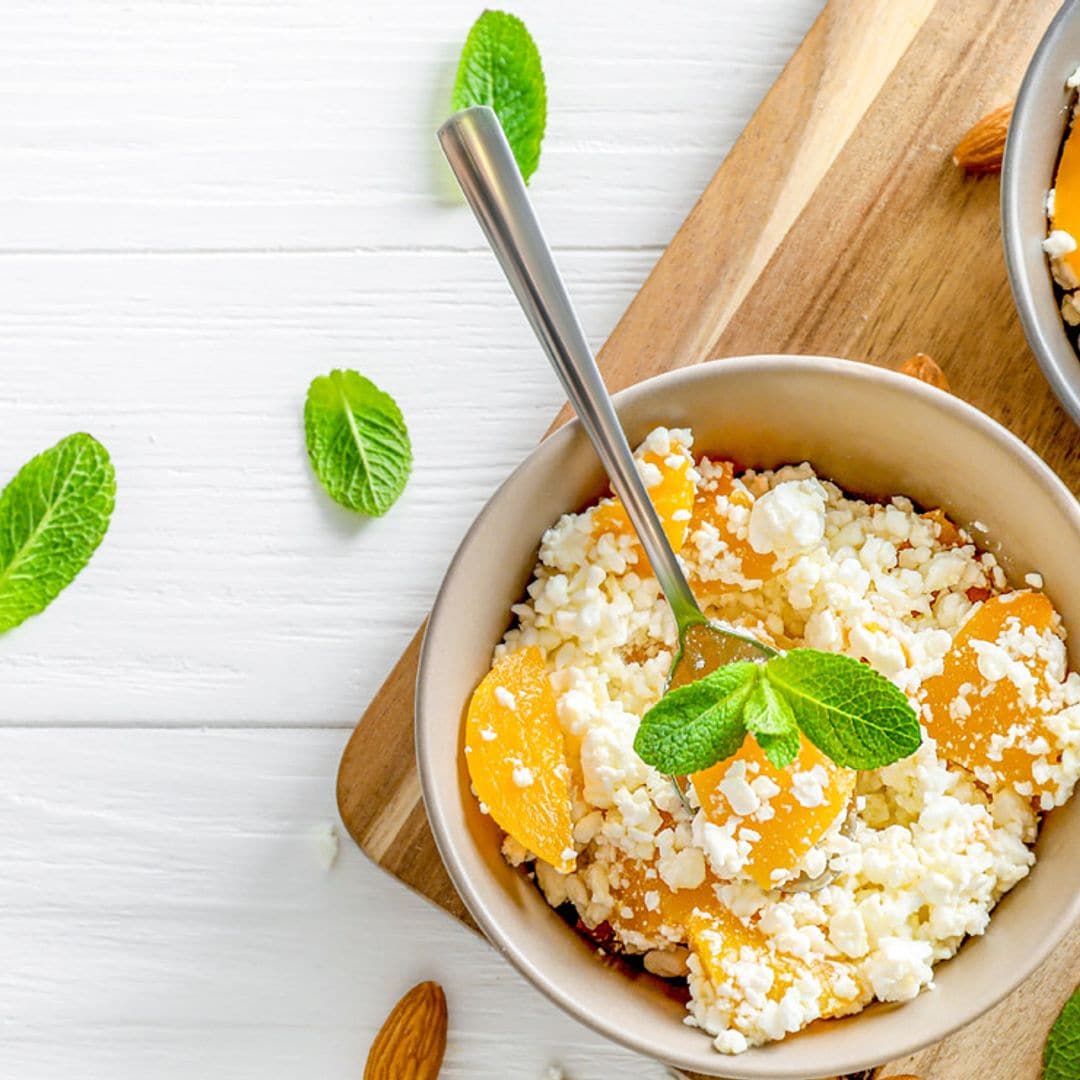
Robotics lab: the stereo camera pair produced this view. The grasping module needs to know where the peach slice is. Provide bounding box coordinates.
[464,647,575,872]
[692,736,856,891]
[592,446,694,557]
[607,857,717,942]
[923,591,1064,795]
[687,460,775,590]
[922,507,964,548]
[687,905,865,1020]
[1052,118,1080,284]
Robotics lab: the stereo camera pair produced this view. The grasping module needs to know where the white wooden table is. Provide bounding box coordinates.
[0,2,823,1075]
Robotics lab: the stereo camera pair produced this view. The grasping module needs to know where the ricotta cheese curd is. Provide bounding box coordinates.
[465,426,1080,1055]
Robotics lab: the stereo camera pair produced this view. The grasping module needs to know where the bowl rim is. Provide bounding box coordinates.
[416,354,1080,1077]
[1002,0,1080,426]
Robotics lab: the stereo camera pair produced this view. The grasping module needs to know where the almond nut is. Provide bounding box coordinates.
[953,102,1012,175]
[897,352,951,392]
[363,980,447,1080]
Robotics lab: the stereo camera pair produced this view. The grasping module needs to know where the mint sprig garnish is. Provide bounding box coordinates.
[0,433,116,633]
[452,10,546,183]
[634,649,920,775]
[304,369,412,517]
[1045,983,1080,1080]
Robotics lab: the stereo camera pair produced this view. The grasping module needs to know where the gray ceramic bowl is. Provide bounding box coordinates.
[1003,0,1080,425]
[416,357,1080,1078]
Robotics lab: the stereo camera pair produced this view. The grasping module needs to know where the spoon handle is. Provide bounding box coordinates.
[438,106,704,630]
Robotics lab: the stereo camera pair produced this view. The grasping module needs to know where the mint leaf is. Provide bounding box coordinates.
[743,677,796,736]
[304,369,412,517]
[756,728,801,771]
[452,10,546,183]
[1045,983,1080,1080]
[763,649,920,769]
[0,433,115,633]
[743,679,800,768]
[634,662,757,775]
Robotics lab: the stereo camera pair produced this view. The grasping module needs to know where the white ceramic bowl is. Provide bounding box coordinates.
[1003,0,1080,425]
[416,356,1080,1078]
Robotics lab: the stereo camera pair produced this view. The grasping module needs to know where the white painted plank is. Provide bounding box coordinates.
[0,728,671,1079]
[1,0,822,252]
[0,250,658,725]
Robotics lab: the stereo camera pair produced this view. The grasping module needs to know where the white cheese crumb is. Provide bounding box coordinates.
[310,821,340,871]
[790,765,830,809]
[865,937,934,1001]
[479,726,497,742]
[494,686,517,711]
[1043,229,1077,258]
[714,1029,749,1055]
[639,461,663,488]
[718,760,760,817]
[512,764,535,788]
[1025,572,1044,589]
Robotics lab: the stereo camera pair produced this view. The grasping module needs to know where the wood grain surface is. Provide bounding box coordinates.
[338,1,1080,1077]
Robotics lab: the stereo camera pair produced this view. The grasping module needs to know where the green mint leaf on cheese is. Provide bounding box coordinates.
[763,649,920,769]
[634,662,757,775]
[1045,983,1080,1080]
[304,369,412,517]
[755,727,802,771]
[743,679,800,769]
[0,433,115,633]
[452,10,546,183]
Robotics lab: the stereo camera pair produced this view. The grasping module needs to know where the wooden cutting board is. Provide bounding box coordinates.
[338,1,1080,1076]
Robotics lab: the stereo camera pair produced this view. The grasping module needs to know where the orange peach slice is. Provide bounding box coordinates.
[607,857,717,942]
[923,592,1064,796]
[687,906,865,1019]
[687,460,775,591]
[465,647,575,872]
[1052,118,1080,284]
[592,446,694,557]
[922,507,964,548]
[693,736,855,891]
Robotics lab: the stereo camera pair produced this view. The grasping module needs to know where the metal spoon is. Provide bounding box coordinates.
[438,107,838,892]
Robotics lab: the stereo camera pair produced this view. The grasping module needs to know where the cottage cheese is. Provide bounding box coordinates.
[483,427,1079,1055]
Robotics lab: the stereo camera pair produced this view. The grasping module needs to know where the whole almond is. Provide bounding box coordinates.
[364,980,447,1080]
[953,102,1012,174]
[897,352,951,392]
